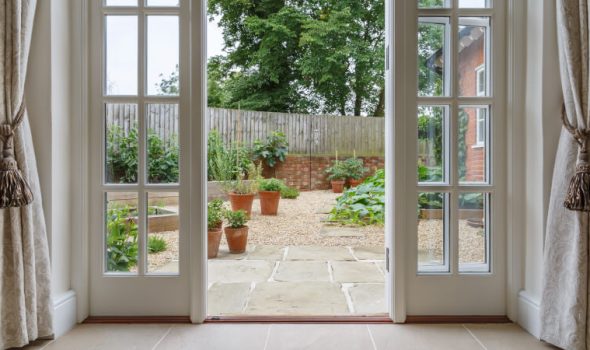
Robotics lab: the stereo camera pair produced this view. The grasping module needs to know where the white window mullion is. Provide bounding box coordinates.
[137,4,147,276]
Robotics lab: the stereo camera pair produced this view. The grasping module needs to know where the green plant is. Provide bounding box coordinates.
[418,192,443,209]
[343,157,369,180]
[224,209,249,228]
[325,160,348,181]
[329,169,385,225]
[147,131,179,183]
[280,186,300,199]
[253,131,289,168]
[224,162,262,194]
[148,235,168,254]
[259,178,284,192]
[207,130,252,181]
[208,199,224,229]
[106,205,138,271]
[417,163,443,182]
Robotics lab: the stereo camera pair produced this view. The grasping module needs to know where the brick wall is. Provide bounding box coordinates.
[263,154,385,191]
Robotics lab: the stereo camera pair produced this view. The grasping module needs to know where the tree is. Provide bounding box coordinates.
[156,64,179,95]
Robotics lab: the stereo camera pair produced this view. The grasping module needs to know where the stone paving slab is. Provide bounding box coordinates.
[246,245,285,260]
[214,245,250,260]
[348,283,387,315]
[208,283,251,315]
[208,260,274,283]
[320,226,364,238]
[244,282,349,315]
[352,246,385,260]
[273,261,330,282]
[331,261,384,283]
[286,246,355,261]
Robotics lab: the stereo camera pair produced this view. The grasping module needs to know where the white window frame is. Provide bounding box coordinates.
[476,64,485,96]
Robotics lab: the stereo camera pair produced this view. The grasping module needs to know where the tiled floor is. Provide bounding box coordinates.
[20,323,558,350]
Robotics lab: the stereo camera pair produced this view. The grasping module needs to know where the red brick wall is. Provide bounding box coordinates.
[263,155,384,190]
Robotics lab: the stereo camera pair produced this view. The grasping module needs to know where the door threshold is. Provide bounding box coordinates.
[205,315,393,324]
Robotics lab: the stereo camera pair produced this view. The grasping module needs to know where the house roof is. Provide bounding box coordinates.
[426,26,486,73]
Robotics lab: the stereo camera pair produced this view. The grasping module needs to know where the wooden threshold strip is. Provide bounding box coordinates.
[84,316,191,324]
[205,315,393,323]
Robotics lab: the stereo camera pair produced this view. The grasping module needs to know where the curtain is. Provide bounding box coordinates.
[0,1,53,349]
[541,1,590,349]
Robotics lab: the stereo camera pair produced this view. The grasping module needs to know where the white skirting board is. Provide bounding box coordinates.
[517,290,541,339]
[53,290,77,338]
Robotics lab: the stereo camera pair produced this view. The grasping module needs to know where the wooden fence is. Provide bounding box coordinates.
[107,105,385,156]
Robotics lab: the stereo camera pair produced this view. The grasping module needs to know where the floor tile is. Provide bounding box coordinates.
[331,261,384,283]
[214,245,250,260]
[286,246,354,261]
[42,324,171,350]
[348,283,386,314]
[246,245,285,260]
[464,324,558,349]
[352,246,385,260]
[207,282,252,315]
[155,324,269,350]
[13,339,53,350]
[208,260,273,283]
[319,226,364,237]
[369,324,484,350]
[266,324,374,350]
[244,282,349,315]
[273,261,330,282]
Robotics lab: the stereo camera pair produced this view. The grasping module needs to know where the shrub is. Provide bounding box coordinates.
[253,131,289,168]
[148,235,168,254]
[224,162,262,194]
[343,157,369,180]
[147,132,179,183]
[224,209,249,228]
[325,160,348,181]
[106,205,138,271]
[281,186,300,199]
[207,199,224,229]
[207,130,252,181]
[259,178,284,192]
[329,170,385,225]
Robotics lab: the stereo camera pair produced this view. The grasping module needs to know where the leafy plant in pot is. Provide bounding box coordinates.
[253,131,289,177]
[224,163,261,217]
[207,199,224,258]
[325,160,347,193]
[224,209,249,254]
[343,157,369,188]
[258,178,284,215]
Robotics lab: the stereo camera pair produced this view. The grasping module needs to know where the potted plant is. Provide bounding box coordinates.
[325,160,347,193]
[253,131,289,177]
[258,178,283,215]
[344,157,369,188]
[224,163,261,217]
[207,199,224,258]
[224,209,249,253]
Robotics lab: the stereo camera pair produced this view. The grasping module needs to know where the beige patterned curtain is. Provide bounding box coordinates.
[541,1,590,349]
[0,0,53,348]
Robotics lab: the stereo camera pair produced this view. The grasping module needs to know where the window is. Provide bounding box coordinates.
[476,65,485,96]
[475,107,486,146]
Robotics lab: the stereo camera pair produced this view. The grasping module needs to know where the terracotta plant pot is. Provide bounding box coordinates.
[331,180,345,193]
[207,228,223,258]
[258,191,281,215]
[224,226,249,253]
[228,192,255,217]
[348,178,363,188]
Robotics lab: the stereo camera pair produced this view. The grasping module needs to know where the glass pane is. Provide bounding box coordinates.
[105,0,137,6]
[147,192,179,274]
[459,193,489,272]
[146,104,179,183]
[106,16,138,95]
[458,106,488,183]
[418,0,450,8]
[147,0,180,6]
[106,192,139,274]
[106,104,138,184]
[459,0,489,8]
[458,17,489,97]
[418,18,449,96]
[147,16,180,96]
[418,106,446,183]
[418,192,448,272]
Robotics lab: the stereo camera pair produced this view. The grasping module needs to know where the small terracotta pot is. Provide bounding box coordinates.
[224,225,249,253]
[228,192,255,217]
[348,178,363,188]
[258,191,281,215]
[331,180,345,193]
[207,228,223,258]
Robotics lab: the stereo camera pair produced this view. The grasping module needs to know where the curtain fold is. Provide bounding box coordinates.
[541,1,590,349]
[0,1,53,349]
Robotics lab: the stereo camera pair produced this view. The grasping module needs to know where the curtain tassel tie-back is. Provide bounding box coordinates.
[0,103,33,208]
[562,104,590,211]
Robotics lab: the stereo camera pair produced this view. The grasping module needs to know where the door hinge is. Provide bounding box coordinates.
[385,247,390,273]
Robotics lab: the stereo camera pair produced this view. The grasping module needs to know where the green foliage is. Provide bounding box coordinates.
[329,169,385,225]
[418,164,443,182]
[147,132,179,183]
[343,157,369,180]
[253,131,289,168]
[280,186,300,199]
[148,236,168,254]
[224,209,249,228]
[418,19,444,96]
[225,163,262,194]
[259,178,284,192]
[207,130,253,181]
[207,199,224,230]
[418,192,443,209]
[325,160,348,181]
[156,64,179,95]
[106,206,138,272]
[459,193,484,209]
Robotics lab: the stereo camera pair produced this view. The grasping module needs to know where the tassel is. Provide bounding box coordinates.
[0,126,33,208]
[564,150,590,211]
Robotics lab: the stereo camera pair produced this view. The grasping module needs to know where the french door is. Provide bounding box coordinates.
[89,0,191,315]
